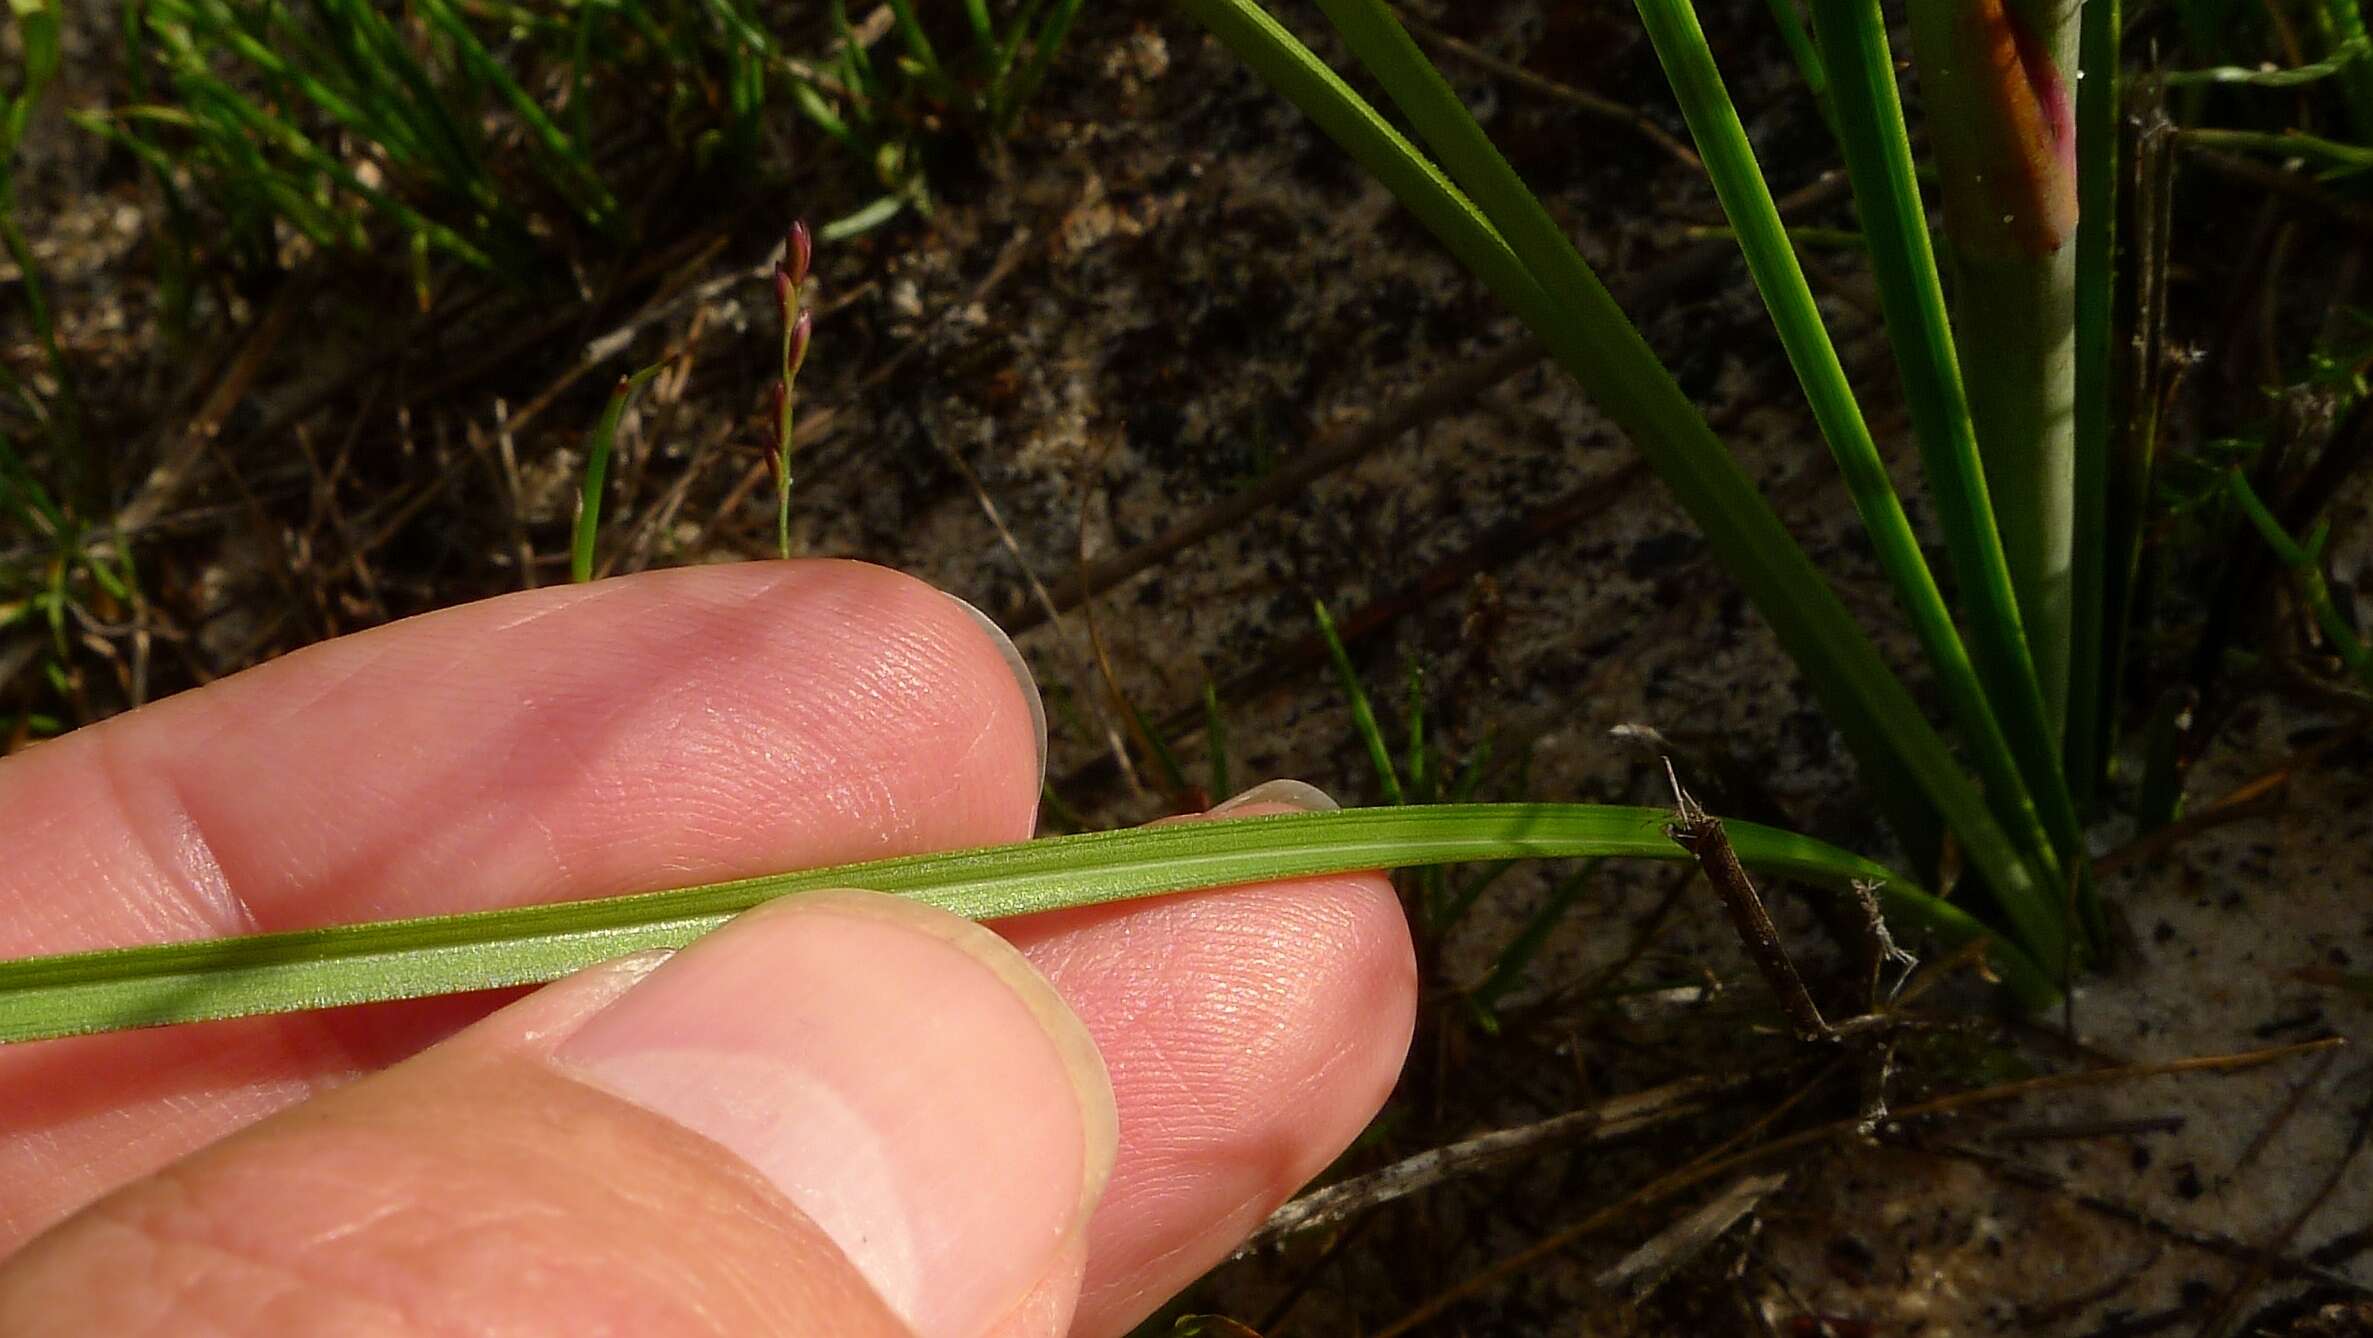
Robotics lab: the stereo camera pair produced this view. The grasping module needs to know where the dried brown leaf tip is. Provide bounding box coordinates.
[1663,758,1834,1042]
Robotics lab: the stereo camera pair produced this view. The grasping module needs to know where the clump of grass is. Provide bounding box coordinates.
[792,0,1086,237]
[2,0,136,742]
[0,437,139,742]
[79,0,781,296]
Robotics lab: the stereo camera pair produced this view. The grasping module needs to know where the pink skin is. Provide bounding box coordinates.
[0,561,1415,1333]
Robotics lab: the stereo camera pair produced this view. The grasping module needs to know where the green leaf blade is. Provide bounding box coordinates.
[1183,0,2066,967]
[0,805,2054,1044]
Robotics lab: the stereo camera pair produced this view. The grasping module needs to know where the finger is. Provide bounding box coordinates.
[998,783,1417,1336]
[0,561,1045,1250]
[0,892,1117,1338]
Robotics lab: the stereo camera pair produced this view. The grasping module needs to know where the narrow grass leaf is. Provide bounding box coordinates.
[569,364,665,583]
[414,0,621,230]
[2164,35,2370,85]
[2229,471,2373,685]
[0,804,2056,1044]
[999,0,1084,135]
[1806,0,2097,951]
[1469,859,1601,1017]
[1203,677,1231,801]
[1760,0,1835,131]
[1314,599,1406,805]
[1631,0,2063,953]
[883,0,955,101]
[1185,0,2075,966]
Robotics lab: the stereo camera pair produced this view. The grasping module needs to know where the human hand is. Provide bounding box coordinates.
[0,561,1416,1335]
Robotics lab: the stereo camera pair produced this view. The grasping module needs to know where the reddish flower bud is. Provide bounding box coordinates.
[787,307,813,376]
[772,265,797,322]
[782,219,812,290]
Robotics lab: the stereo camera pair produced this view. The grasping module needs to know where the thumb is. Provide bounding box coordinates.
[0,891,1117,1338]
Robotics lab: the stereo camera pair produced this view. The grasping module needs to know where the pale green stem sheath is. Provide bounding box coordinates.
[1904,0,2082,741]
[1808,0,2097,951]
[0,805,2054,1045]
[1959,254,2077,735]
[2067,0,2120,814]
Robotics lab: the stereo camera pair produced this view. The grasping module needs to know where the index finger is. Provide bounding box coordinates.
[0,560,1044,1245]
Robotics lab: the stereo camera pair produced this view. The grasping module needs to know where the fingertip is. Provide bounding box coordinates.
[1,560,1049,948]
[553,890,1113,1338]
[0,892,1119,1338]
[938,590,1047,788]
[0,561,1060,1258]
[997,865,1417,1336]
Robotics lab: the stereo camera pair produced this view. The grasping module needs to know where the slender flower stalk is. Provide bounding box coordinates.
[772,220,814,559]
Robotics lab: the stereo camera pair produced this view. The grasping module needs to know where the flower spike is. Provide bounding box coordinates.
[770,219,815,560]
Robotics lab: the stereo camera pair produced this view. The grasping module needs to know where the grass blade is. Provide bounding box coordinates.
[2314,0,2373,137]
[0,804,2055,1044]
[989,0,1058,97]
[1314,599,1407,805]
[2228,472,2373,685]
[1630,0,2063,937]
[413,0,621,231]
[1806,0,2099,946]
[1,0,87,499]
[1186,0,2070,966]
[163,74,497,268]
[998,0,1084,135]
[1760,0,1834,130]
[882,0,955,101]
[1203,677,1230,801]
[1468,859,1600,1020]
[2165,35,2371,86]
[569,365,665,583]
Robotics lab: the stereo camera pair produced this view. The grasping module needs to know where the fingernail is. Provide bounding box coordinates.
[944,592,1047,783]
[1208,778,1340,815]
[553,890,1115,1338]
